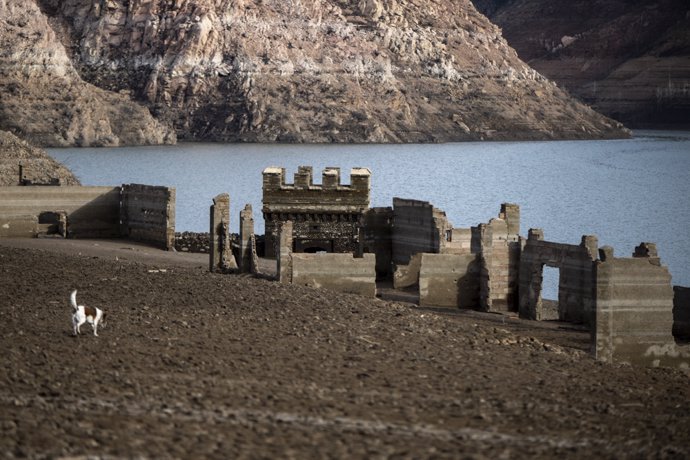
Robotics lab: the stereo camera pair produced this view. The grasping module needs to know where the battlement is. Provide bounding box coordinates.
[262,166,371,214]
[262,166,371,192]
[262,166,371,258]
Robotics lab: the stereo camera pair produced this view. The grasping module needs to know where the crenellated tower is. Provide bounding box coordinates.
[262,166,371,257]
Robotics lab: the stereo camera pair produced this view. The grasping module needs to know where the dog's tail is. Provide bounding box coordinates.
[70,290,78,310]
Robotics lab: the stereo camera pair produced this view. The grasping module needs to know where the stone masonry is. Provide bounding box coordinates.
[519,230,598,324]
[209,193,237,273]
[593,244,690,367]
[263,166,371,258]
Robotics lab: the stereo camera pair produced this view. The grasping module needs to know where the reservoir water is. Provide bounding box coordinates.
[48,131,690,298]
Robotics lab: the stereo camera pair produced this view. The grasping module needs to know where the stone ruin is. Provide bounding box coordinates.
[208,165,690,369]
[262,166,371,258]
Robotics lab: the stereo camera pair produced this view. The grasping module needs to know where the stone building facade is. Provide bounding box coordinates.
[262,166,371,258]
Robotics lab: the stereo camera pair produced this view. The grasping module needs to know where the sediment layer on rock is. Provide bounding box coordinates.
[474,0,690,129]
[2,0,629,146]
[0,0,176,147]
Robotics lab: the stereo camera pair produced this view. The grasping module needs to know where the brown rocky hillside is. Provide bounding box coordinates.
[0,0,176,147]
[473,0,690,129]
[0,130,80,186]
[1,0,628,146]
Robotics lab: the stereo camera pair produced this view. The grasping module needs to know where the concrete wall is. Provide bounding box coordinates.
[392,198,449,265]
[519,229,598,324]
[673,286,690,342]
[0,186,121,238]
[593,244,690,368]
[120,184,175,249]
[419,253,480,308]
[291,253,377,297]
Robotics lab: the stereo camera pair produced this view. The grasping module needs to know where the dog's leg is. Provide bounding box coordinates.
[93,321,98,337]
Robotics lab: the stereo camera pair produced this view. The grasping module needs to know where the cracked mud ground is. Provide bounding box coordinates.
[0,241,688,459]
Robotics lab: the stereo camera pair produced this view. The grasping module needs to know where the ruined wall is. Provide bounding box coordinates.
[593,244,690,368]
[120,184,175,249]
[263,166,370,258]
[0,186,121,238]
[360,207,393,279]
[209,193,237,272]
[673,286,690,342]
[519,229,597,324]
[419,254,480,308]
[238,204,254,273]
[392,198,450,265]
[276,221,293,284]
[477,215,521,313]
[291,253,377,297]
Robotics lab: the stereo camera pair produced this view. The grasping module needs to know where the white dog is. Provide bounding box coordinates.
[71,290,106,337]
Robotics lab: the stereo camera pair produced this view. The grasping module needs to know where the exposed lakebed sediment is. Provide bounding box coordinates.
[0,240,688,458]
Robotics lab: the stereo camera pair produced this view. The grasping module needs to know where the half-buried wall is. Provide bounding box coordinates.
[0,184,175,249]
[593,244,690,368]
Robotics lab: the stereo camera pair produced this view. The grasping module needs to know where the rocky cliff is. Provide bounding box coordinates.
[0,0,176,147]
[1,0,628,145]
[474,0,690,129]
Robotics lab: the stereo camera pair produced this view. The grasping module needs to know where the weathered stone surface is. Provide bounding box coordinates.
[392,198,450,265]
[594,245,690,368]
[276,221,294,283]
[0,131,80,186]
[419,253,479,308]
[0,1,175,147]
[121,184,176,250]
[0,184,173,243]
[475,0,690,128]
[239,204,255,273]
[673,286,690,342]
[291,253,377,297]
[209,193,237,272]
[519,232,598,324]
[2,0,629,146]
[263,167,370,258]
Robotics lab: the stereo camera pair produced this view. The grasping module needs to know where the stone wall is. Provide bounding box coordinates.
[673,286,690,342]
[0,185,122,238]
[209,193,237,272]
[593,244,690,368]
[120,184,175,249]
[419,254,480,308]
[519,229,598,324]
[263,166,370,258]
[291,253,377,297]
[391,198,450,265]
[360,207,393,279]
[276,221,293,284]
[239,204,254,273]
[477,214,520,313]
[0,184,175,245]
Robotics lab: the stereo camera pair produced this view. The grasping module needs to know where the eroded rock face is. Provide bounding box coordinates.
[0,130,80,186]
[0,0,176,147]
[5,0,628,145]
[474,0,690,129]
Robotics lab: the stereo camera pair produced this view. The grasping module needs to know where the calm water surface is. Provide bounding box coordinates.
[48,131,690,294]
